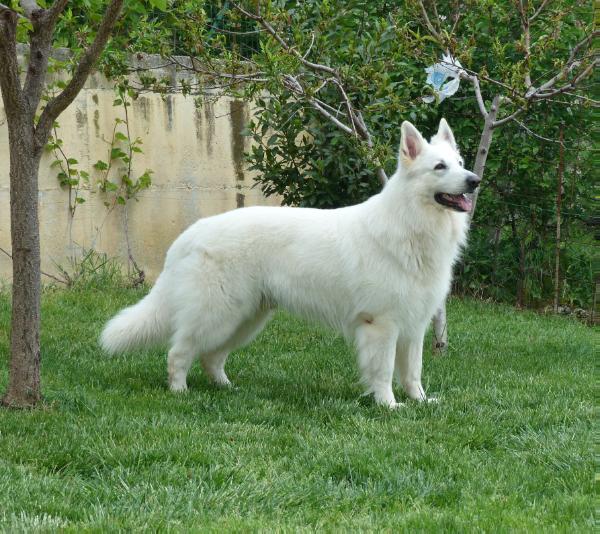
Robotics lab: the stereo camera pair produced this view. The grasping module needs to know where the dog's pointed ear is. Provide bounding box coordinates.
[400,121,425,163]
[435,118,457,151]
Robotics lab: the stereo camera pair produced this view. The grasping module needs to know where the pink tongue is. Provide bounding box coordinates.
[457,194,472,212]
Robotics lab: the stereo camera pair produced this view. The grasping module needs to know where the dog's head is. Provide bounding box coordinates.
[398,119,480,213]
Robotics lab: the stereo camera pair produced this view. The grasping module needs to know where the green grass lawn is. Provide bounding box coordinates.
[0,287,595,531]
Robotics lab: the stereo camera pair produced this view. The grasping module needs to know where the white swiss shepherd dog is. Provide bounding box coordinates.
[100,119,480,408]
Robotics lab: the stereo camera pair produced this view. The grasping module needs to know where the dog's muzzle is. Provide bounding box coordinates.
[434,172,481,213]
[465,172,481,193]
[434,192,472,212]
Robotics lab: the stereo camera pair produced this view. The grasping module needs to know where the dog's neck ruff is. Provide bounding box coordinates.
[369,173,470,267]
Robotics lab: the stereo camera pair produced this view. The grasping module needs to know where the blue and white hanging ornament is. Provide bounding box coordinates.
[423,53,465,103]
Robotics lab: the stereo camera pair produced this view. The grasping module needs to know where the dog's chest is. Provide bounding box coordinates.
[393,226,462,279]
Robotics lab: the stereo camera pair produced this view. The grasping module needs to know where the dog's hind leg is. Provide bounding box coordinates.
[168,336,198,392]
[168,312,247,392]
[354,318,401,408]
[199,350,231,386]
[199,308,273,386]
[395,332,434,402]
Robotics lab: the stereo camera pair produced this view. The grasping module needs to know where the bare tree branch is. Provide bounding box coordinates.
[417,0,443,41]
[529,0,552,22]
[307,96,355,135]
[232,2,337,76]
[535,30,598,93]
[356,111,389,185]
[279,75,349,130]
[0,246,67,285]
[518,0,533,89]
[513,118,563,143]
[330,76,359,135]
[168,54,267,83]
[492,107,525,128]
[449,5,463,34]
[461,73,488,118]
[440,60,517,94]
[557,91,600,106]
[303,32,315,60]
[35,0,124,147]
[533,57,598,99]
[209,25,264,36]
[23,0,69,115]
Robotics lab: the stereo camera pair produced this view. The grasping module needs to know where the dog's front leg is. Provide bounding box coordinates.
[355,319,401,409]
[395,332,435,402]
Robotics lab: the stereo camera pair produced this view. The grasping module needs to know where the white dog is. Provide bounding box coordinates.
[100,119,480,408]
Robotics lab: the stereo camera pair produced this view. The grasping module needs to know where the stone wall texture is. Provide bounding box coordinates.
[0,52,280,282]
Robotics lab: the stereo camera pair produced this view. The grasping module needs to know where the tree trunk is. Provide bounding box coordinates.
[432,95,502,355]
[509,211,526,308]
[2,118,43,408]
[517,241,526,308]
[491,225,501,287]
[431,305,448,354]
[0,0,124,409]
[471,95,501,216]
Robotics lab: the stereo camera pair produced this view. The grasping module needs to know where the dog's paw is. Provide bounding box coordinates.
[374,396,405,410]
[169,383,188,393]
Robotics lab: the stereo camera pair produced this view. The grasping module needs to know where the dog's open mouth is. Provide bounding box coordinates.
[434,193,473,213]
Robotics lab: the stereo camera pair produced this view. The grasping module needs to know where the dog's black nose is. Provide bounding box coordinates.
[465,173,481,192]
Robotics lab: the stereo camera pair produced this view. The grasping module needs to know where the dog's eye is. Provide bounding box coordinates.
[459,160,464,167]
[434,163,447,170]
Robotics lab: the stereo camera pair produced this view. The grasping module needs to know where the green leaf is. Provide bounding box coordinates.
[103,181,118,192]
[93,160,109,171]
[110,148,127,160]
[148,0,167,12]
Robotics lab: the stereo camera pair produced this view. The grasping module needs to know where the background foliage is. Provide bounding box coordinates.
[14,0,596,310]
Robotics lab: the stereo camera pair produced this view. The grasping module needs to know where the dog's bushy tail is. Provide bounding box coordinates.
[100,280,170,355]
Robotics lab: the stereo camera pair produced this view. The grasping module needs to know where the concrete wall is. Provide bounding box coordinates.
[0,52,280,282]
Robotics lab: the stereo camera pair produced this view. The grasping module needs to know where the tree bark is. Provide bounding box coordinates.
[471,95,501,216]
[2,118,43,408]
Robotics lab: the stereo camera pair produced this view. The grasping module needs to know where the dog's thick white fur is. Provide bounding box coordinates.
[100,119,480,408]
